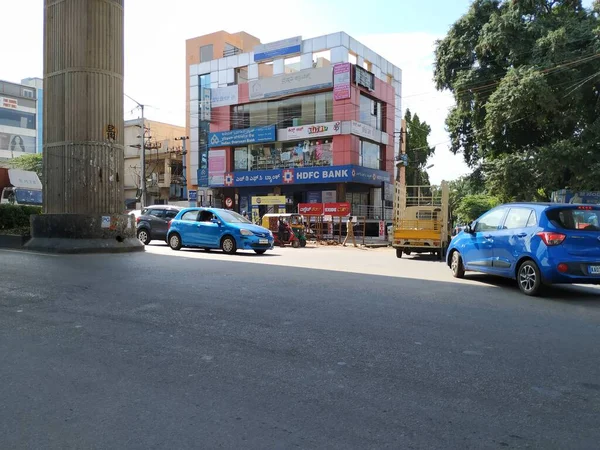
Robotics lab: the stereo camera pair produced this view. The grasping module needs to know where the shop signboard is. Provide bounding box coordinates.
[208,125,276,148]
[254,36,302,62]
[298,203,324,216]
[324,202,351,217]
[215,164,390,187]
[248,67,333,100]
[208,149,226,186]
[285,121,341,140]
[252,195,287,206]
[379,220,386,239]
[333,63,351,100]
[351,120,376,141]
[211,85,238,108]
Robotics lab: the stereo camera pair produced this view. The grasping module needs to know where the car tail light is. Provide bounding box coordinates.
[557,263,568,273]
[168,220,172,229]
[136,217,141,224]
[577,206,593,210]
[537,231,566,246]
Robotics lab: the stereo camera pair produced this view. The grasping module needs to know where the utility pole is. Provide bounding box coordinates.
[175,136,189,200]
[125,94,146,207]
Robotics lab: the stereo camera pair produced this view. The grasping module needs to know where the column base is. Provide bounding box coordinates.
[25,214,144,254]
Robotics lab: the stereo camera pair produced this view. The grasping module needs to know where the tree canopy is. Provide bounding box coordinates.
[9,154,43,180]
[404,109,435,189]
[434,0,600,201]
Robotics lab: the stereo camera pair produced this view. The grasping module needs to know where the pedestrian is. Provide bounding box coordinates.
[278,216,286,246]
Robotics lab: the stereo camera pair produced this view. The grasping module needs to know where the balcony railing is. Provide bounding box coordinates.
[223,47,243,57]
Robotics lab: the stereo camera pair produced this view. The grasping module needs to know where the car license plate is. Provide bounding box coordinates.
[588,265,600,275]
[259,239,268,244]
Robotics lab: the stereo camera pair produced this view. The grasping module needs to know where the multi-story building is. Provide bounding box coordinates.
[21,77,44,154]
[186,31,401,220]
[124,119,186,209]
[0,79,40,160]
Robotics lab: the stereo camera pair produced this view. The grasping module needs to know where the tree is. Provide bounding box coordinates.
[9,154,43,180]
[454,194,501,224]
[434,0,600,200]
[404,109,435,192]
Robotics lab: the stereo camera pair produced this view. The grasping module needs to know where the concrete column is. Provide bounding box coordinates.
[43,0,124,214]
[27,0,142,253]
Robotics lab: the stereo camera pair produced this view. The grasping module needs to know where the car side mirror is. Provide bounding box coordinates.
[465,224,475,234]
[211,218,221,225]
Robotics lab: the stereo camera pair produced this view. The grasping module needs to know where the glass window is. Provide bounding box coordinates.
[181,210,199,221]
[504,208,534,229]
[359,94,383,131]
[546,207,600,231]
[234,147,249,171]
[527,211,538,227]
[215,210,251,224]
[0,108,36,129]
[200,44,213,63]
[474,208,506,232]
[148,209,164,218]
[164,210,179,219]
[360,140,381,170]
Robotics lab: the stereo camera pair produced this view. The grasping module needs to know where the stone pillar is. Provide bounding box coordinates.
[27,0,142,253]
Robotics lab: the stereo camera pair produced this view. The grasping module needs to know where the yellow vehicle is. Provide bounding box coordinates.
[261,213,307,247]
[392,182,450,259]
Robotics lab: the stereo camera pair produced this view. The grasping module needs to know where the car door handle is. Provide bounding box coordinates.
[516,232,527,238]
[483,235,493,240]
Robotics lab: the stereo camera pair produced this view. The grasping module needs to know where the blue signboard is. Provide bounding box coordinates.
[254,37,302,62]
[213,165,391,188]
[208,125,276,148]
[188,190,197,201]
[307,191,322,203]
[197,167,209,187]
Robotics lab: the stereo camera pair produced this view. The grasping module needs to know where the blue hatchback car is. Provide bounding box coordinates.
[166,208,274,255]
[447,203,600,295]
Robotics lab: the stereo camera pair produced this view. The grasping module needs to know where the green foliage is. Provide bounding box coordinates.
[434,0,600,200]
[454,194,501,224]
[0,204,41,232]
[405,109,435,189]
[9,154,43,180]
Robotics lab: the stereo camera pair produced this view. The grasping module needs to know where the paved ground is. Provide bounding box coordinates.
[1,244,599,449]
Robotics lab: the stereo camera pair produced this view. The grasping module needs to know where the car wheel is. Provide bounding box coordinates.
[396,248,403,258]
[137,228,151,245]
[254,249,267,255]
[404,250,412,256]
[168,233,182,251]
[300,239,307,248]
[292,240,300,248]
[221,236,237,255]
[451,251,465,279]
[518,260,542,296]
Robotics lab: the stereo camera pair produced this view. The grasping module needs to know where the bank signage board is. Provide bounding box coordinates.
[286,121,342,140]
[208,125,276,148]
[254,36,302,62]
[214,164,390,187]
[248,67,333,101]
[211,85,238,108]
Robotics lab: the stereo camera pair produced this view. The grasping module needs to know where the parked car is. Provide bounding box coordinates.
[446,203,600,296]
[166,208,274,255]
[136,205,182,245]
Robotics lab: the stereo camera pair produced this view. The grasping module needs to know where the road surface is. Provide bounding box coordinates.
[1,245,599,449]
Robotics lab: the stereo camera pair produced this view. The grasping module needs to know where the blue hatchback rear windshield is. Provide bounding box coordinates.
[546,207,600,231]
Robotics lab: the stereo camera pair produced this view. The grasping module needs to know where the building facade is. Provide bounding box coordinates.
[186,32,401,219]
[0,79,40,161]
[124,119,186,209]
[21,77,44,154]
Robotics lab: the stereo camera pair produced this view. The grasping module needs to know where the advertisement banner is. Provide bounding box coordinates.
[208,150,226,186]
[197,167,209,187]
[254,36,302,62]
[252,195,286,206]
[324,202,351,217]
[216,164,390,187]
[333,63,351,100]
[211,85,239,108]
[208,125,276,148]
[351,120,376,141]
[298,203,324,216]
[0,132,36,154]
[286,121,341,140]
[248,67,333,101]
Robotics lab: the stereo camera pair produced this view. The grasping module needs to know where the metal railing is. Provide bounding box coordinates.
[223,47,243,57]
[352,205,393,220]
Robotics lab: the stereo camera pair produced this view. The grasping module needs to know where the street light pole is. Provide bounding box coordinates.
[125,94,146,207]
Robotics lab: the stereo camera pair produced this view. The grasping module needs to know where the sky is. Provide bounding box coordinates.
[0,0,525,183]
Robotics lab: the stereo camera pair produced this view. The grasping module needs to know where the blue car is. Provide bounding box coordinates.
[166,208,274,255]
[446,203,600,296]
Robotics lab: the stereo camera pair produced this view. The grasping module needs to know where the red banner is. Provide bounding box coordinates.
[298,203,324,216]
[324,202,351,217]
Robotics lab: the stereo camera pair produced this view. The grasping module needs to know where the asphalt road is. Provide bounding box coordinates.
[1,244,599,449]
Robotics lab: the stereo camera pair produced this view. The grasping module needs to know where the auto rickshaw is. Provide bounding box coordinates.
[262,213,307,248]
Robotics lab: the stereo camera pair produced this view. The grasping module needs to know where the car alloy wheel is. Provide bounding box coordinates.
[137,229,150,245]
[518,261,541,296]
[451,251,465,279]
[169,234,182,251]
[221,236,237,254]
